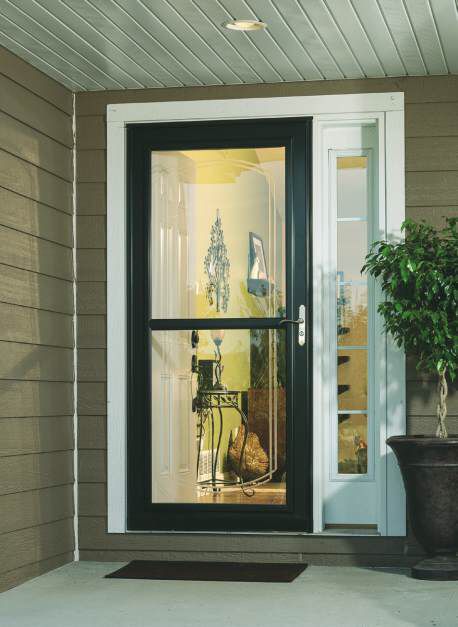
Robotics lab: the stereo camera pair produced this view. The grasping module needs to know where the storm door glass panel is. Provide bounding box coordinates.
[150,328,286,505]
[335,155,370,476]
[150,148,286,320]
[149,146,288,507]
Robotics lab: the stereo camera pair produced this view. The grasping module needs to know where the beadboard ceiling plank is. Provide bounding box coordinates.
[0,2,107,90]
[350,0,406,76]
[114,0,220,86]
[65,0,182,88]
[429,0,458,73]
[297,0,365,79]
[377,0,428,75]
[259,0,340,80]
[321,0,386,77]
[4,0,130,89]
[0,0,455,90]
[404,0,448,75]
[26,0,144,89]
[134,0,243,84]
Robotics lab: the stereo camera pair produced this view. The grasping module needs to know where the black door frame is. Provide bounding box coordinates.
[126,117,313,532]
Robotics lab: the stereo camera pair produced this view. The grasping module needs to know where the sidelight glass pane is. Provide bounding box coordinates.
[337,221,368,283]
[338,413,368,474]
[150,328,287,505]
[335,152,371,477]
[337,156,368,218]
[150,147,286,319]
[337,283,368,346]
[337,350,368,411]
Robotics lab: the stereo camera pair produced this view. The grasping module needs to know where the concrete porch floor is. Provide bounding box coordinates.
[1,562,457,627]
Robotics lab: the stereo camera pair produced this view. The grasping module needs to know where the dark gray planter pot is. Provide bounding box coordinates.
[387,435,458,580]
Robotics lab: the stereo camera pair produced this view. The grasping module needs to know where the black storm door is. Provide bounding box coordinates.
[127,118,312,531]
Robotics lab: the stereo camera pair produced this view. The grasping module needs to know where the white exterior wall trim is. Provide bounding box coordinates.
[106,93,405,535]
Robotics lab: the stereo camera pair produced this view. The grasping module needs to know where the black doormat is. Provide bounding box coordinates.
[105,560,307,583]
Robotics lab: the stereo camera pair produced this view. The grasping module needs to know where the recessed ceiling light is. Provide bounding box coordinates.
[223,19,267,31]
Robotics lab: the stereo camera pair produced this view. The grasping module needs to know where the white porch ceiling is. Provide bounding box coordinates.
[0,0,457,92]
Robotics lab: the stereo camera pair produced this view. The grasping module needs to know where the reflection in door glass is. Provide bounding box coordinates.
[337,283,367,346]
[338,414,368,474]
[336,155,370,475]
[337,156,368,218]
[150,147,286,320]
[150,329,287,505]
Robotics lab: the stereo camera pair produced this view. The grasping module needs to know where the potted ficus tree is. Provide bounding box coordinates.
[363,217,458,580]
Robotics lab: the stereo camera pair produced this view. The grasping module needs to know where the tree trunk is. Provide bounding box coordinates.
[436,368,448,439]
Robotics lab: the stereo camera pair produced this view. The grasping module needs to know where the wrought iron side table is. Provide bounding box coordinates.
[195,389,249,493]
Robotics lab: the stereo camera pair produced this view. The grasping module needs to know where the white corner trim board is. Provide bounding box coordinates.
[106,93,406,535]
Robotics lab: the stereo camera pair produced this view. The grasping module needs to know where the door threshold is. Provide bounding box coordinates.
[320,525,380,536]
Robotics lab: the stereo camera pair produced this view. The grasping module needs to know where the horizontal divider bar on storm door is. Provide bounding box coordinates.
[149,318,285,331]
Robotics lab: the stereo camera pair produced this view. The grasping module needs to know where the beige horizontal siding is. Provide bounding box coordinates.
[76,150,105,183]
[76,250,106,282]
[0,451,73,495]
[0,110,72,181]
[0,187,73,247]
[75,75,458,116]
[75,74,458,565]
[76,116,105,150]
[76,182,106,215]
[76,215,106,248]
[0,485,74,535]
[77,415,106,449]
[0,46,72,115]
[0,73,72,146]
[0,150,72,213]
[405,102,458,137]
[78,450,106,484]
[405,137,458,172]
[76,283,106,315]
[79,483,106,517]
[0,416,73,456]
[77,349,106,382]
[78,515,409,556]
[77,315,106,348]
[0,225,73,281]
[406,207,458,229]
[0,303,73,347]
[0,342,73,382]
[0,46,74,591]
[77,382,106,415]
[0,381,73,418]
[0,264,74,314]
[406,171,458,206]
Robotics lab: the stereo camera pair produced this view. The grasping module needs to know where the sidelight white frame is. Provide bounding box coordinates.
[106,93,405,535]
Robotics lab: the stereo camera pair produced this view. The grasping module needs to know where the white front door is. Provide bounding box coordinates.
[150,153,196,502]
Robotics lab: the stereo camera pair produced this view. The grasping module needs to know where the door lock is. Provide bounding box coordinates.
[279,305,306,346]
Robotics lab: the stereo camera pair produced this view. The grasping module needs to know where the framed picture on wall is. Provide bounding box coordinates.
[248,232,269,296]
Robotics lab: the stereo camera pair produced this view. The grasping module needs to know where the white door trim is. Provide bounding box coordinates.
[106,93,405,534]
